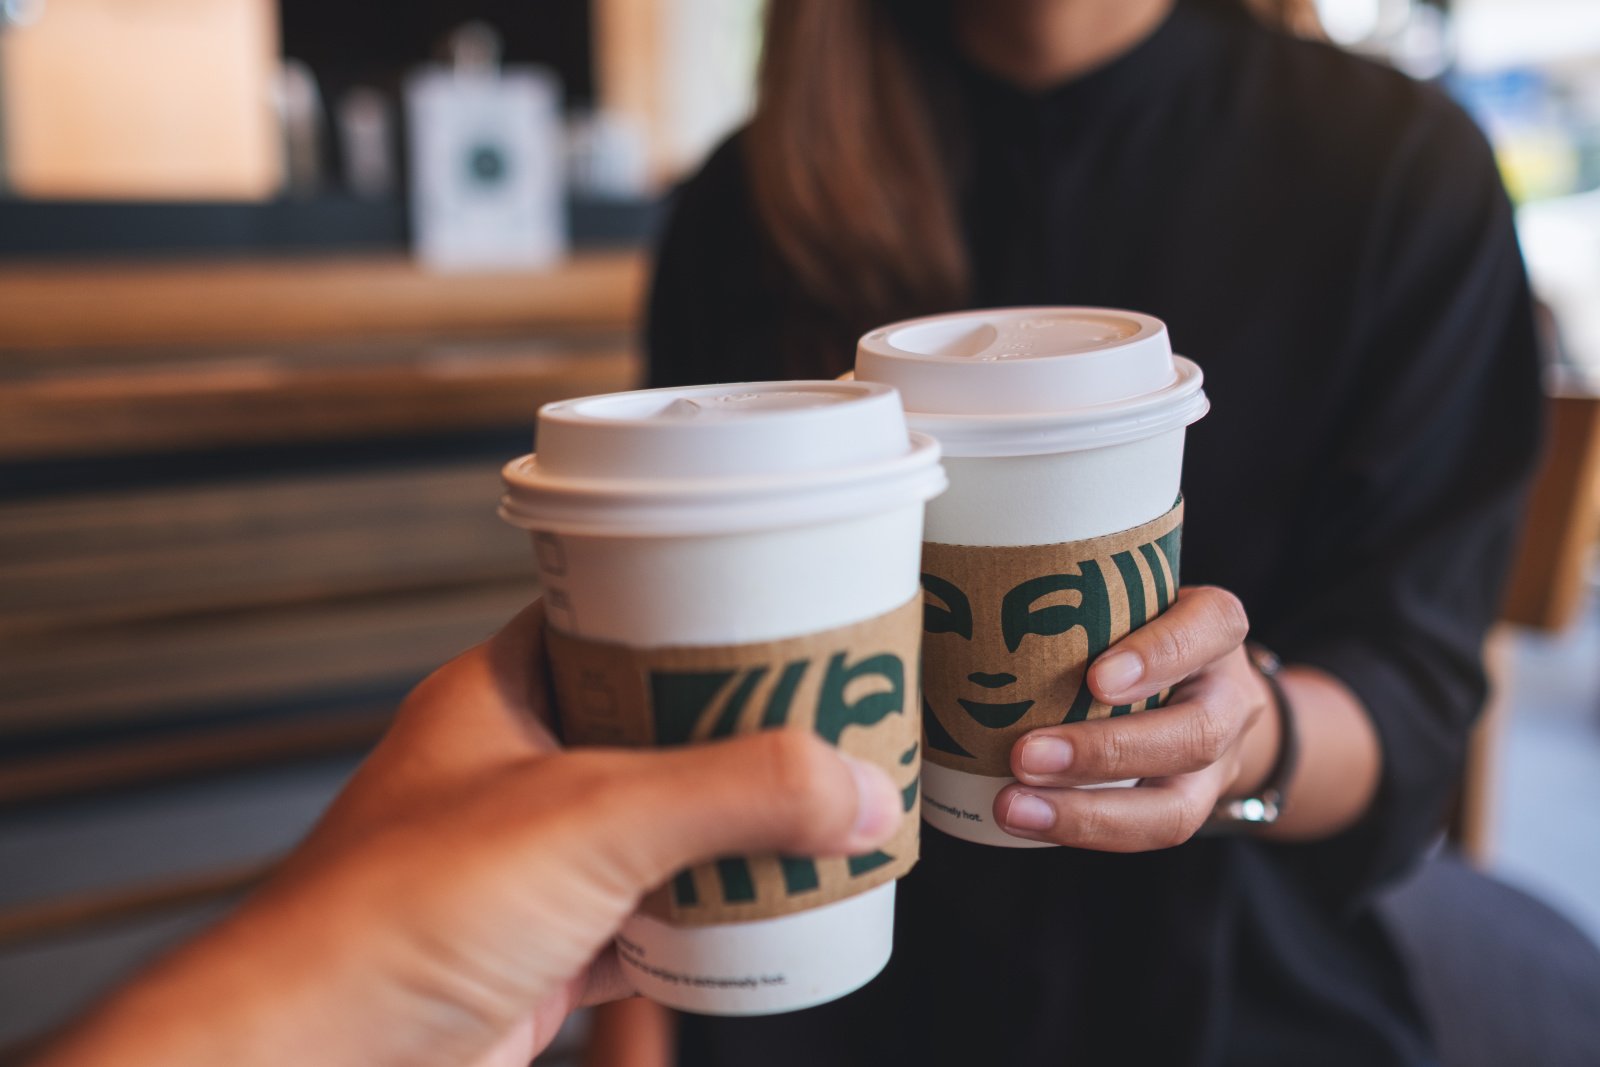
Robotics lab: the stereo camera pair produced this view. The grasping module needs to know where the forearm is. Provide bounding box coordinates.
[34,876,458,1067]
[36,916,325,1066]
[1227,665,1381,841]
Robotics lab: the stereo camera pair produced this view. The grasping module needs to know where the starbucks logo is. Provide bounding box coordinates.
[920,506,1183,775]
[650,651,920,907]
[543,595,925,925]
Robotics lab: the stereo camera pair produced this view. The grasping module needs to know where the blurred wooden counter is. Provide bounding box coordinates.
[0,251,647,799]
[0,336,638,461]
[0,251,647,349]
[0,253,646,461]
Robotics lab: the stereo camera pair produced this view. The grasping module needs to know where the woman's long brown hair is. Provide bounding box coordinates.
[745,0,969,367]
[743,0,1322,373]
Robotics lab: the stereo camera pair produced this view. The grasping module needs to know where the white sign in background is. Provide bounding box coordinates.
[405,67,566,273]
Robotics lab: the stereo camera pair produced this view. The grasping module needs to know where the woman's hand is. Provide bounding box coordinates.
[39,604,904,1067]
[994,586,1279,849]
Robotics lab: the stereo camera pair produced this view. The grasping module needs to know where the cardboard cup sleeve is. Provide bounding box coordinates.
[545,596,923,926]
[920,500,1184,777]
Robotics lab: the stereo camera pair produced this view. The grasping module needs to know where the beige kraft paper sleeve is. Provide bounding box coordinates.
[920,500,1184,777]
[545,596,922,927]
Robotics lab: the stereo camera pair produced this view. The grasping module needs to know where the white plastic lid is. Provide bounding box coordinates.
[500,380,946,536]
[855,307,1209,457]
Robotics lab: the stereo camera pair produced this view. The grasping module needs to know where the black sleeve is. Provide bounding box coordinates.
[645,133,787,390]
[1261,93,1544,906]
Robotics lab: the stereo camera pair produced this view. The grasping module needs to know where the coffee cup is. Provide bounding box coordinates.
[500,380,945,1012]
[855,309,1208,848]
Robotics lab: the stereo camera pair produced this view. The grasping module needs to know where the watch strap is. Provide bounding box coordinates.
[1212,643,1299,826]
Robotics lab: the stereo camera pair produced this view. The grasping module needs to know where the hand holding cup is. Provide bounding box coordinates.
[995,585,1278,849]
[37,604,905,1067]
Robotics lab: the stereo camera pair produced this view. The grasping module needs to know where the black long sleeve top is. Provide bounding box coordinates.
[646,3,1544,1063]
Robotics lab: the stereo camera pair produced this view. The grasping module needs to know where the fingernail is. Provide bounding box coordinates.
[1004,793,1056,831]
[1095,651,1143,694]
[1020,736,1072,775]
[841,752,900,845]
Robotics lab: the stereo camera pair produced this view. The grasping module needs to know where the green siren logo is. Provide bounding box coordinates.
[542,595,924,925]
[921,504,1183,776]
[651,650,921,910]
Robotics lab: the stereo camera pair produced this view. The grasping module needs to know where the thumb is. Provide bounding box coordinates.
[577,730,905,894]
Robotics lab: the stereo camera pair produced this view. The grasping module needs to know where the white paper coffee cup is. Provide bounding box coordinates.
[500,381,946,1013]
[856,309,1208,848]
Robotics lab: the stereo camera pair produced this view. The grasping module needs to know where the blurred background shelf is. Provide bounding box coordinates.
[0,251,646,351]
[1,579,536,739]
[0,196,656,261]
[0,460,525,633]
[0,250,645,776]
[0,336,637,461]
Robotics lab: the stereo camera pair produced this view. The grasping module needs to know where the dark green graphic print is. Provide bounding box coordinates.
[920,502,1184,776]
[544,596,924,925]
[651,652,917,906]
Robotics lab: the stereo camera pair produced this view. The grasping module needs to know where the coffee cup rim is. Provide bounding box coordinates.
[500,431,947,537]
[899,355,1208,457]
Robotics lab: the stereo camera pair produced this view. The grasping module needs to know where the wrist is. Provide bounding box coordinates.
[1225,659,1282,800]
[1213,645,1304,829]
[1247,664,1380,840]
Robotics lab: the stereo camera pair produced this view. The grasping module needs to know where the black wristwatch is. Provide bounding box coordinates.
[1211,644,1299,826]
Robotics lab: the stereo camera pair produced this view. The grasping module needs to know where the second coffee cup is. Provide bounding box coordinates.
[856,309,1209,848]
